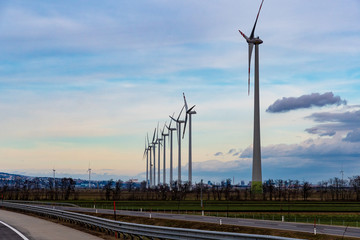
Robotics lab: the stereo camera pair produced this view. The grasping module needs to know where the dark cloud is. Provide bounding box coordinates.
[305,127,336,136]
[227,149,236,154]
[266,92,346,113]
[343,129,360,142]
[307,110,360,124]
[306,110,360,139]
[214,152,223,156]
[239,137,360,159]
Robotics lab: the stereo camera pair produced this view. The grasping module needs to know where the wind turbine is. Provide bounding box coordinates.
[167,113,177,189]
[151,127,157,187]
[238,0,264,193]
[156,122,163,186]
[87,162,92,189]
[161,122,169,185]
[143,135,150,189]
[52,167,56,189]
[182,93,196,188]
[170,105,185,189]
[147,133,152,188]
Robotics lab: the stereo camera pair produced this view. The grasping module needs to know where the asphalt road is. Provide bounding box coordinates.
[0,220,26,240]
[0,209,103,240]
[51,205,360,238]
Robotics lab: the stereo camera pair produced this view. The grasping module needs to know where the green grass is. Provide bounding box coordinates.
[50,200,360,228]
[58,200,360,212]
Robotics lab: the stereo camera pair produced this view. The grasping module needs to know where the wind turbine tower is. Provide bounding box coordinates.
[151,128,157,187]
[182,93,196,188]
[52,168,56,189]
[87,163,92,189]
[239,0,264,193]
[170,106,185,189]
[143,135,150,189]
[156,123,163,185]
[162,123,169,185]
[167,114,177,189]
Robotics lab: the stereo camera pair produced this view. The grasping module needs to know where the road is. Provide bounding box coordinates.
[0,219,27,240]
[50,205,360,238]
[0,209,103,240]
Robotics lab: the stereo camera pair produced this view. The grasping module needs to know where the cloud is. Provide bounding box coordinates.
[305,110,360,140]
[305,127,336,137]
[343,129,360,142]
[240,137,360,159]
[307,110,360,124]
[214,152,223,156]
[227,149,236,154]
[266,92,346,113]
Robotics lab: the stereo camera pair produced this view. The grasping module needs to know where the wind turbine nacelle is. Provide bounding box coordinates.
[248,37,263,44]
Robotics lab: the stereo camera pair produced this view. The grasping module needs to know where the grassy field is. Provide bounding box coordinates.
[60,200,360,212]
[54,200,360,228]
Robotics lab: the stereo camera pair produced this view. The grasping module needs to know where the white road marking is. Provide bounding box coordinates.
[0,220,29,240]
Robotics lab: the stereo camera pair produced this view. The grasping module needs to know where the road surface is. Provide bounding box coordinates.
[0,209,103,240]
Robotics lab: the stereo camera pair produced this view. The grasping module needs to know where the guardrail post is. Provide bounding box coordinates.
[219,218,222,225]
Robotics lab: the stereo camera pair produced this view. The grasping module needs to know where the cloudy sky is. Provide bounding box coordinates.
[0,0,359,184]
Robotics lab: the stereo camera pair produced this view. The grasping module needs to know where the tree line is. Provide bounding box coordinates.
[1,176,360,201]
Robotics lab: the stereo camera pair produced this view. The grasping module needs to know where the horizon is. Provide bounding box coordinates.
[0,0,359,184]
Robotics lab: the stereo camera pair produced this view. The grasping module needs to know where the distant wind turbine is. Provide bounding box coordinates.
[182,93,196,188]
[167,113,177,189]
[147,133,152,188]
[151,127,157,187]
[156,122,163,186]
[52,167,56,189]
[87,162,92,189]
[170,105,185,189]
[161,122,169,185]
[238,0,264,193]
[143,135,150,189]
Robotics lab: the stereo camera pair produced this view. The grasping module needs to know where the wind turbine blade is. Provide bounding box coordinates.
[147,133,150,146]
[250,0,264,39]
[238,30,249,41]
[248,43,254,95]
[182,112,188,139]
[162,122,166,134]
[169,112,175,128]
[152,128,156,143]
[183,92,188,111]
[143,149,147,159]
[169,115,177,123]
[157,122,159,139]
[177,105,185,121]
[187,105,196,113]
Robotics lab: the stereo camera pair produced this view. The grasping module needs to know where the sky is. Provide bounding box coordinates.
[0,0,359,184]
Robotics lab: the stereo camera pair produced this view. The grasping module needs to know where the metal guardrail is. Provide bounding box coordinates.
[0,201,304,240]
[5,200,79,207]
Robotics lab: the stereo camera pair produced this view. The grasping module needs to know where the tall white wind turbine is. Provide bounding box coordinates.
[170,105,185,189]
[182,93,196,188]
[238,0,264,193]
[167,113,177,189]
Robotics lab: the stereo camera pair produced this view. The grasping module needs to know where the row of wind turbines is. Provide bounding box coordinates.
[142,0,265,192]
[143,93,196,189]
